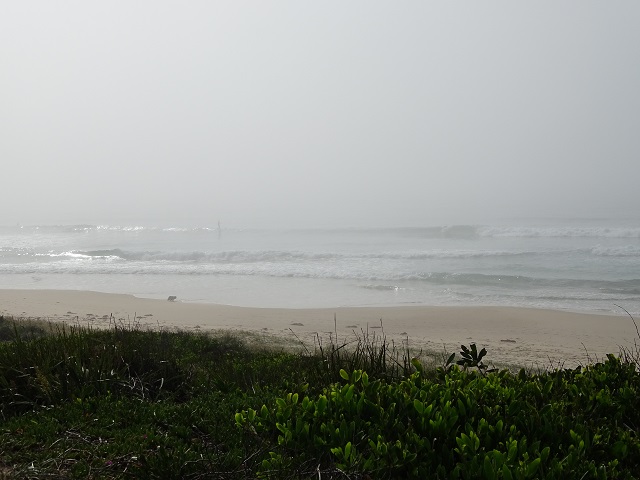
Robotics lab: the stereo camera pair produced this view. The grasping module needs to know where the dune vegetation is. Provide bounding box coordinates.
[0,314,639,479]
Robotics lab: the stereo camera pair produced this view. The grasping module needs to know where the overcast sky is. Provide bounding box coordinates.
[2,2,639,228]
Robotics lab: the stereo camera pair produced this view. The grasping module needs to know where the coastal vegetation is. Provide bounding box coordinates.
[0,315,639,478]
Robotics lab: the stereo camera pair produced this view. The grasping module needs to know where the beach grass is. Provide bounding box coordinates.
[1,316,639,478]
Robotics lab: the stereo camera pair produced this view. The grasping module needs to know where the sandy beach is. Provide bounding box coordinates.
[0,289,637,369]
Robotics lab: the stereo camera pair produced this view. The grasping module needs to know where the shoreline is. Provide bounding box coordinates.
[1,288,636,368]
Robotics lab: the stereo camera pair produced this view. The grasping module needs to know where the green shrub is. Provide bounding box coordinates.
[3,322,640,479]
[238,350,640,478]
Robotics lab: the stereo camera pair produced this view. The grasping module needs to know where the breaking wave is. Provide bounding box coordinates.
[16,248,540,263]
[477,226,640,238]
[589,245,640,257]
[2,221,639,312]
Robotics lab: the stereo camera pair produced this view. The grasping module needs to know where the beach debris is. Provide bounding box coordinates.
[500,339,516,343]
[167,296,177,302]
[291,322,304,326]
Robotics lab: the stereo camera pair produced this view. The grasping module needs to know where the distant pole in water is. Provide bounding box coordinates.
[217,220,221,238]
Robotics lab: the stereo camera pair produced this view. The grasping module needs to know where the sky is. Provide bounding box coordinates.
[1,2,639,228]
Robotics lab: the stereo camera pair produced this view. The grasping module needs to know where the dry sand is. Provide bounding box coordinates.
[1,289,637,368]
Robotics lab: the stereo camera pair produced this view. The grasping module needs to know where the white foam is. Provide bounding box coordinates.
[2,222,639,313]
[590,245,640,257]
[479,226,640,238]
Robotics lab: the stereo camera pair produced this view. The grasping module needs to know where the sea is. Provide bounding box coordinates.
[1,219,639,315]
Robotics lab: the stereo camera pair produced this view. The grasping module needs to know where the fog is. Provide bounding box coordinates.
[2,2,639,228]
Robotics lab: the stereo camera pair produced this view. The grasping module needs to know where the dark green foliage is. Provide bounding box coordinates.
[239,350,640,478]
[457,343,497,375]
[0,318,383,478]
[0,324,189,415]
[0,315,49,342]
[1,319,640,479]
[309,326,414,388]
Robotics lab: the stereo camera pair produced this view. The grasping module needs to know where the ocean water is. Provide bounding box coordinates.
[1,221,639,315]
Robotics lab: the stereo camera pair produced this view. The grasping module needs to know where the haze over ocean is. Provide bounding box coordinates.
[2,3,640,229]
[2,3,639,320]
[1,218,639,315]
